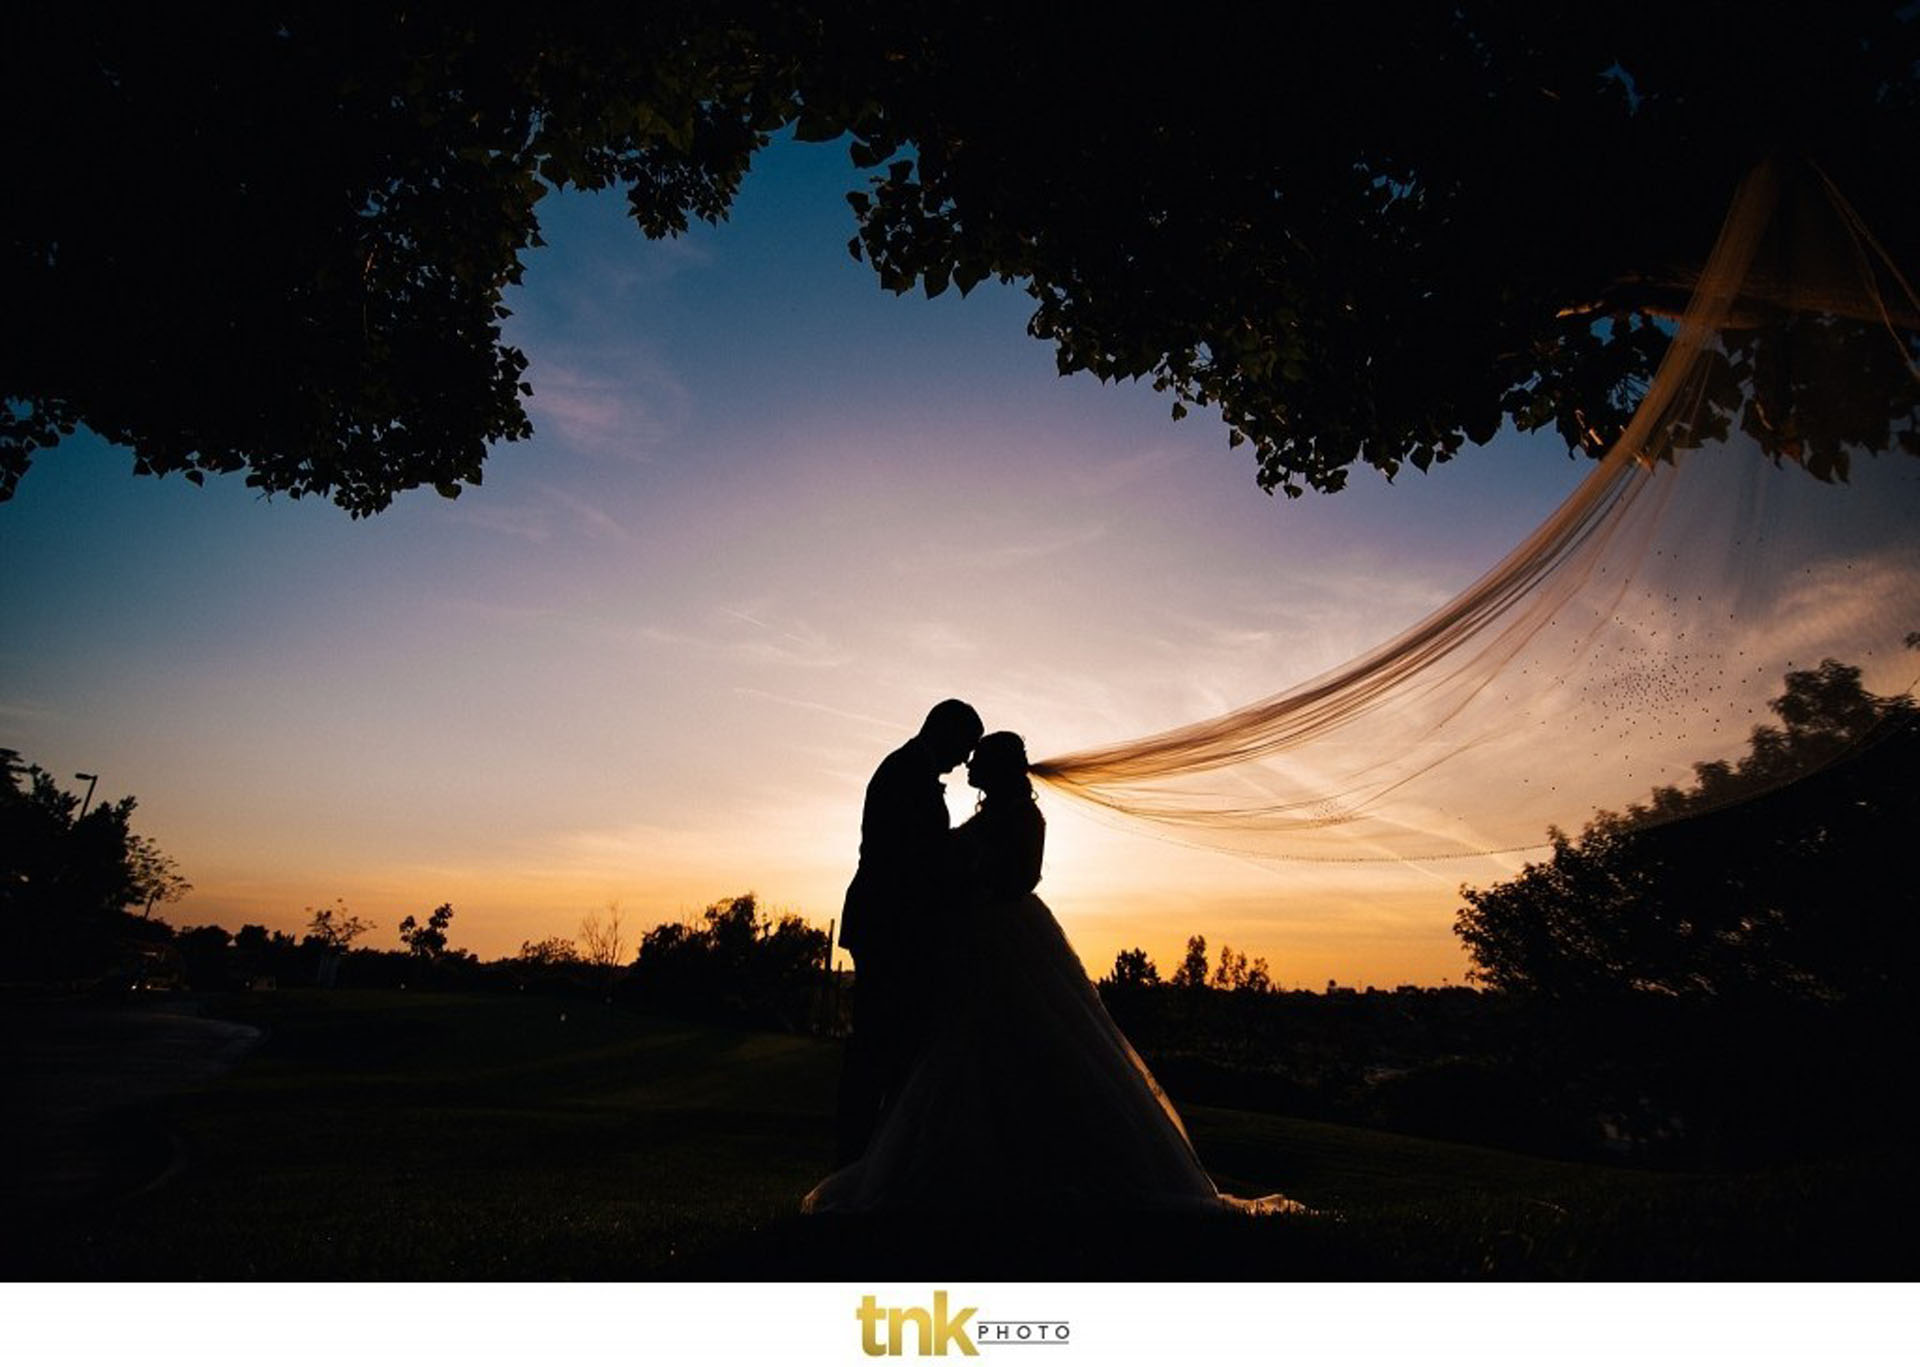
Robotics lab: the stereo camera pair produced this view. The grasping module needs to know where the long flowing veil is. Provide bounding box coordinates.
[1034,160,1920,861]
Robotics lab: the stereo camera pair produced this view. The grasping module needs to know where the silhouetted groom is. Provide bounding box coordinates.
[834,698,984,1163]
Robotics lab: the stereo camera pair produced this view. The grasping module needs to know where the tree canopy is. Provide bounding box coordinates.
[0,748,181,979]
[6,4,1915,513]
[623,892,829,1028]
[1454,658,1919,1004]
[399,901,457,961]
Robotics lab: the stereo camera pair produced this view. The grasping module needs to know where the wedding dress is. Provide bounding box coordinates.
[805,801,1299,1216]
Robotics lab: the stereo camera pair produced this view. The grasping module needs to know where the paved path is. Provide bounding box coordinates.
[3,998,263,1213]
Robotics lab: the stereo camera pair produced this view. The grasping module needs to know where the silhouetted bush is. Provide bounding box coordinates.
[617,893,831,1032]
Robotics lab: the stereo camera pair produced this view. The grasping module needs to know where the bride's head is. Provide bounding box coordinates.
[967,731,1034,804]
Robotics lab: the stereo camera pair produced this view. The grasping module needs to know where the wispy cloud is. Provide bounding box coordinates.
[508,201,715,327]
[0,697,62,730]
[905,620,979,658]
[584,233,713,295]
[717,604,831,653]
[1743,551,1920,688]
[638,609,848,671]
[968,523,1112,569]
[522,350,691,461]
[898,522,1111,573]
[1069,442,1195,496]
[536,481,630,540]
[441,500,553,544]
[732,686,900,733]
[440,480,632,543]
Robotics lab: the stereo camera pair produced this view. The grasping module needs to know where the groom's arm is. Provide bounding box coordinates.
[854,749,947,888]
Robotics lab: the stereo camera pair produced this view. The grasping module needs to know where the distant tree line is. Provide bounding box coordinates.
[1094,656,1917,1168]
[135,895,796,1004]
[618,893,832,1032]
[0,773,838,1026]
[1103,934,1276,994]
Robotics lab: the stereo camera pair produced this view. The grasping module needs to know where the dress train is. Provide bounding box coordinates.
[805,891,1302,1216]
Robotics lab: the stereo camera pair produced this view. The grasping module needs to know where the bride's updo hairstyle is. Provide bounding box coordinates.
[970,731,1035,804]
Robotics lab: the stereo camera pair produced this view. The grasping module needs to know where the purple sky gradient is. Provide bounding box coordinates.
[2,136,1592,984]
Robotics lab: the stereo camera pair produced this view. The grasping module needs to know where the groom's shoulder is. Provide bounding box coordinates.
[869,739,936,793]
[871,741,920,782]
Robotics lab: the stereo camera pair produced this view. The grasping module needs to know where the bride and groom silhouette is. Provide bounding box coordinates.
[807,700,1296,1216]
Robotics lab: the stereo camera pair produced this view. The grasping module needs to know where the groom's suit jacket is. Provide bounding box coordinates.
[839,737,949,962]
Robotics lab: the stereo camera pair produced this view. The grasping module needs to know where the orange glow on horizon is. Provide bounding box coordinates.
[164,785,1498,988]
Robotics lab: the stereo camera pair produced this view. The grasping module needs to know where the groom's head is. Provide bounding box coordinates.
[919,699,984,772]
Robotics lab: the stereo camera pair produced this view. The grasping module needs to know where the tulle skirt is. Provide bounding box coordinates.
[805,893,1299,1216]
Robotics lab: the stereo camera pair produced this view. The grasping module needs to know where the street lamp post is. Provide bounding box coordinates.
[75,771,98,818]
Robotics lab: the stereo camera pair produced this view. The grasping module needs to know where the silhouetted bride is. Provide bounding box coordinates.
[805,731,1297,1215]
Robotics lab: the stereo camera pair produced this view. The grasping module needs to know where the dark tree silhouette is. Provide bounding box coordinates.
[1170,935,1210,991]
[827,4,1918,495]
[1104,947,1160,989]
[509,934,586,993]
[398,902,455,961]
[622,892,829,1029]
[4,8,799,512]
[1210,946,1253,992]
[1456,659,1920,1004]
[302,901,372,952]
[126,834,192,917]
[232,922,298,984]
[518,936,581,967]
[0,749,178,979]
[8,5,1913,510]
[577,903,627,996]
[171,923,239,990]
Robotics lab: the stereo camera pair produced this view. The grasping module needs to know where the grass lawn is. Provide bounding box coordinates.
[6,990,1908,1280]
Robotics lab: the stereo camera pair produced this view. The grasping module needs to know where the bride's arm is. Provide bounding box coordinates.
[1014,811,1044,894]
[947,813,988,887]
[949,809,1044,897]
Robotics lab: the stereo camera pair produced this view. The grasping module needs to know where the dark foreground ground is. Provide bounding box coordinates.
[2,990,1907,1280]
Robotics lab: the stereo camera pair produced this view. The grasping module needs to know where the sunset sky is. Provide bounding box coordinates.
[1,135,1599,986]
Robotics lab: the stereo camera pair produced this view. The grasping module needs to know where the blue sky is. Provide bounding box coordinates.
[2,135,1594,983]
